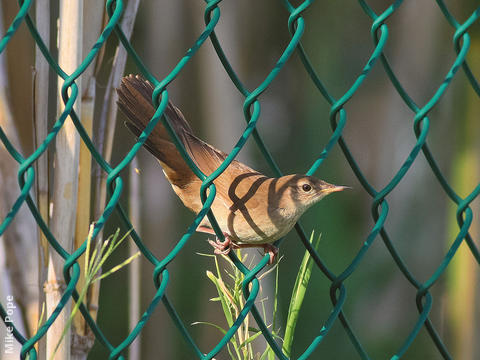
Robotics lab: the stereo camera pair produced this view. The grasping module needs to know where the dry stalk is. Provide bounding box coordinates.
[88,0,140,333]
[0,1,38,344]
[33,0,50,357]
[93,0,141,222]
[128,157,141,360]
[68,1,105,358]
[71,77,96,359]
[46,1,83,359]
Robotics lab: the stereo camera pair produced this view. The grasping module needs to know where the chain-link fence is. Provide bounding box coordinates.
[1,0,479,359]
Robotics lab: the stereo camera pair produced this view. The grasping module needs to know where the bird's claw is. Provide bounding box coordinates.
[263,244,278,265]
[208,236,237,255]
[206,234,278,265]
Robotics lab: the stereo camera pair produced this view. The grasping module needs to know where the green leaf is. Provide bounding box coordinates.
[37,302,45,328]
[239,330,262,349]
[85,224,94,277]
[51,228,137,360]
[94,251,141,282]
[206,270,235,327]
[282,231,321,358]
[196,252,217,258]
[191,321,227,335]
[260,345,273,360]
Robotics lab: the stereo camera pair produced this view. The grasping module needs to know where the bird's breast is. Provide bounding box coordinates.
[216,203,299,245]
[175,174,301,245]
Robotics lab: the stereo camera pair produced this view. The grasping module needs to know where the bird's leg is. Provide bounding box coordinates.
[197,225,237,255]
[197,225,277,263]
[233,243,278,265]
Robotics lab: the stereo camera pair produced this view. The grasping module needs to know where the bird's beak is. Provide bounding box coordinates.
[322,184,350,194]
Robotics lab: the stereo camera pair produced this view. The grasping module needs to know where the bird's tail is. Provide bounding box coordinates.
[117,74,196,185]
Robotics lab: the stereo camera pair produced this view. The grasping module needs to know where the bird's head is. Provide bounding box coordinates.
[277,174,348,215]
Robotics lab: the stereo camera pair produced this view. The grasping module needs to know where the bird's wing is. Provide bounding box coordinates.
[181,132,258,177]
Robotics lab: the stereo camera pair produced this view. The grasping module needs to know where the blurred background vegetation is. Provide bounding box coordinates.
[0,0,478,359]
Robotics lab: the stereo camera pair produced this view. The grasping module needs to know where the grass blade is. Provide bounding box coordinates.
[282,231,321,357]
[206,270,235,328]
[94,251,141,282]
[191,321,227,335]
[239,330,263,349]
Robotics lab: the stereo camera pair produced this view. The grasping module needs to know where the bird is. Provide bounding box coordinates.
[117,75,347,264]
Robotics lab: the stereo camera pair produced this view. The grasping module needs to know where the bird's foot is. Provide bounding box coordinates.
[233,243,279,265]
[208,235,237,255]
[199,226,277,264]
[198,225,238,256]
[262,244,278,265]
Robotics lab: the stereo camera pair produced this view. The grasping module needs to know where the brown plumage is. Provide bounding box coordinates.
[117,75,346,263]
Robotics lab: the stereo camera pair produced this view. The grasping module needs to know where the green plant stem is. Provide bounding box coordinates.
[283,232,321,358]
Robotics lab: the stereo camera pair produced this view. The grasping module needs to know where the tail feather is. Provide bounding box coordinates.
[117,75,196,185]
[117,75,193,139]
[117,74,259,189]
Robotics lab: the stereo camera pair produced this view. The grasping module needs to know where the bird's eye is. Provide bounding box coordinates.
[302,184,312,192]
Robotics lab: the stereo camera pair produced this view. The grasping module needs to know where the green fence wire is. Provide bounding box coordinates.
[1,0,479,359]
